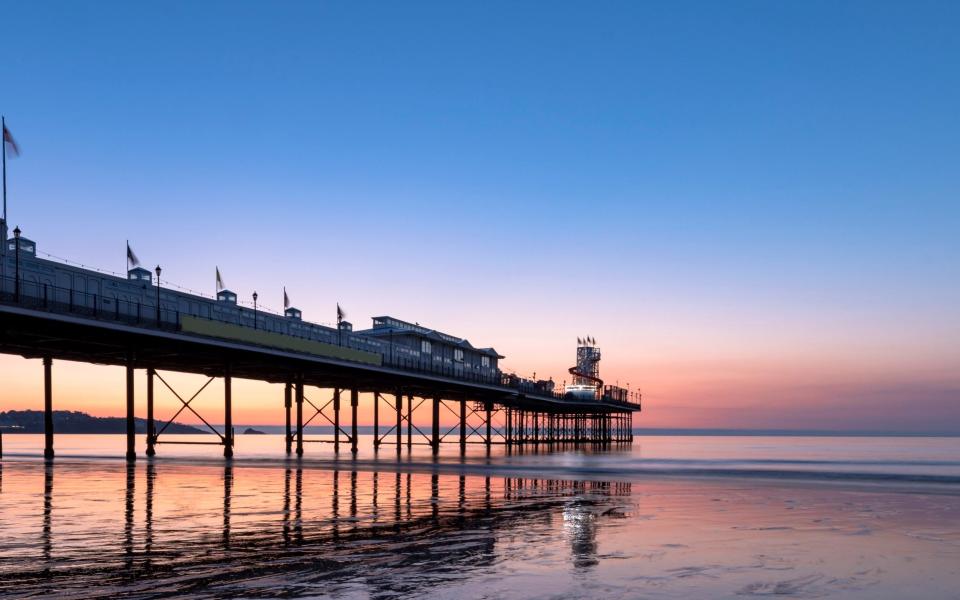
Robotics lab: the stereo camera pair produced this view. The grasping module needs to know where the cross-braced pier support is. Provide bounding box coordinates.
[370,390,405,454]
[29,358,632,461]
[287,385,363,454]
[499,410,632,446]
[144,367,234,458]
[369,393,501,455]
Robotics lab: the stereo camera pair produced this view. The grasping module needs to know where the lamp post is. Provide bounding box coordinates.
[13,226,20,302]
[154,265,162,325]
[252,291,258,330]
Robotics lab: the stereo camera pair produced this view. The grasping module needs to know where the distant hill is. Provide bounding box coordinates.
[0,410,206,434]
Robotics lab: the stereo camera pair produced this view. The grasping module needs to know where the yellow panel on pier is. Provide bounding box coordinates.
[180,316,382,366]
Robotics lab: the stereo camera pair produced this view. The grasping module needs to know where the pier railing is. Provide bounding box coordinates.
[0,274,640,410]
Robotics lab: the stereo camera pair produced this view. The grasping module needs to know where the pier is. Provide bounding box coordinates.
[0,219,639,461]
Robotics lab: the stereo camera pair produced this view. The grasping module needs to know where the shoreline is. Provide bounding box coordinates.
[4,452,959,493]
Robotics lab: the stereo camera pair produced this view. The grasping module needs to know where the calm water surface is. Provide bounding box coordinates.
[1,434,959,598]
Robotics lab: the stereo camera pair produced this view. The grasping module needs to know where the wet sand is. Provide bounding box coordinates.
[0,456,958,597]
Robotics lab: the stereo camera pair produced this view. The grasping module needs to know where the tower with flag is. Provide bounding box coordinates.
[124,241,153,283]
[283,287,301,320]
[335,303,352,344]
[214,266,237,304]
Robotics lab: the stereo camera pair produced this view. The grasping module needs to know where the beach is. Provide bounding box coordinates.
[1,434,958,598]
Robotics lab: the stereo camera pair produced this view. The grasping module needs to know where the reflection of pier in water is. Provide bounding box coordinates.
[5,462,632,597]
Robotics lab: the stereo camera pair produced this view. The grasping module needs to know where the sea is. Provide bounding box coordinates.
[0,433,958,599]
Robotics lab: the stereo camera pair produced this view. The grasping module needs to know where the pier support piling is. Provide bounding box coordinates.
[295,378,304,456]
[459,399,466,454]
[146,368,156,457]
[351,388,359,454]
[43,356,54,460]
[373,391,380,452]
[395,391,402,454]
[223,364,233,458]
[333,388,341,454]
[406,394,413,450]
[431,396,440,455]
[125,354,135,462]
[284,382,292,455]
[485,402,492,449]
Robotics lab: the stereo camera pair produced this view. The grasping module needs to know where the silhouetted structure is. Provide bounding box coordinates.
[0,219,639,460]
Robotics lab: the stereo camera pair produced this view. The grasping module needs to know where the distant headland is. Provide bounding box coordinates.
[0,410,205,434]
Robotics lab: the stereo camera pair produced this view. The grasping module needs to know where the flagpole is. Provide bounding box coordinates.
[2,115,7,223]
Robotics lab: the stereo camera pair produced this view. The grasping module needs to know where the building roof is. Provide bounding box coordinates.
[357,316,505,358]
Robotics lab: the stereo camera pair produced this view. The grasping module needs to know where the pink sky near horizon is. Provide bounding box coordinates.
[1,239,957,432]
[2,322,956,432]
[0,217,956,432]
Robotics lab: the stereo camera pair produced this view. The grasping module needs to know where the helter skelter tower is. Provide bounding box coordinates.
[565,336,603,400]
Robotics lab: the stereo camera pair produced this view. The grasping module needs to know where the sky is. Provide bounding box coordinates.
[1,1,958,431]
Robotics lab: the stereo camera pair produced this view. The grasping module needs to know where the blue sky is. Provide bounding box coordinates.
[1,1,958,429]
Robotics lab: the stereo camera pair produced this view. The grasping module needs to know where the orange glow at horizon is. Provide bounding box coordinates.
[1,348,957,432]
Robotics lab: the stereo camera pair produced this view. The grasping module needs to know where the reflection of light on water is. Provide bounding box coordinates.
[0,463,631,595]
[0,460,957,598]
[563,501,599,569]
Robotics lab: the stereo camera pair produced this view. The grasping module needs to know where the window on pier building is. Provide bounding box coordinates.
[454,348,464,362]
[481,356,490,368]
[8,240,36,255]
[127,267,153,284]
[421,340,431,354]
